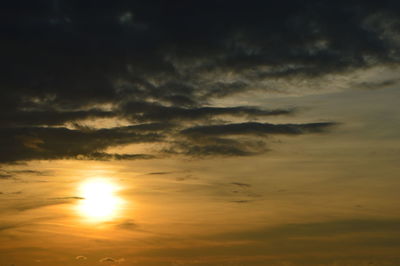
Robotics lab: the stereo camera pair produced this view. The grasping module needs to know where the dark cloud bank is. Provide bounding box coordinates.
[1,0,400,163]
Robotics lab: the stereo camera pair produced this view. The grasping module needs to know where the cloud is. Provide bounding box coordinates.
[0,125,162,163]
[181,122,336,137]
[5,170,49,176]
[212,219,400,242]
[99,257,125,264]
[0,169,50,180]
[230,200,252,204]
[0,118,336,162]
[13,197,83,211]
[231,182,251,188]
[116,219,139,231]
[0,223,21,232]
[120,101,294,122]
[169,122,336,157]
[75,152,155,161]
[167,137,269,157]
[99,257,117,263]
[3,1,400,104]
[147,172,172,175]
[2,109,115,127]
[3,0,398,163]
[0,173,13,179]
[140,219,400,260]
[51,197,84,200]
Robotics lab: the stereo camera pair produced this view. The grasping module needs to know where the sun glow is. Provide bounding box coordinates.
[77,178,123,221]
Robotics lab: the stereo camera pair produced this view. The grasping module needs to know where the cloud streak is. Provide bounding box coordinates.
[181,122,336,137]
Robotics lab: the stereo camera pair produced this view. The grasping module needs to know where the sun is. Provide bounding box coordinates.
[77,178,123,221]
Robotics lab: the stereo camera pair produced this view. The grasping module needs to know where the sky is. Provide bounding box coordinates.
[1,0,400,265]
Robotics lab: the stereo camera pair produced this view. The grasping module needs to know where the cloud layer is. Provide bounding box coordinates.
[2,0,399,162]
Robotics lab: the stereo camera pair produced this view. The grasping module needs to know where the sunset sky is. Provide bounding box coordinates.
[1,1,400,265]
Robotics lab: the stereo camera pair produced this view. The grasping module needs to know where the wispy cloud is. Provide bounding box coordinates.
[12,197,83,212]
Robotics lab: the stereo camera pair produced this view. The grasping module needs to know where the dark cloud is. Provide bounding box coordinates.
[181,122,337,137]
[167,137,269,157]
[1,109,115,127]
[355,78,400,90]
[230,200,252,204]
[0,126,162,163]
[171,122,335,156]
[4,0,397,162]
[75,152,155,161]
[231,182,251,188]
[120,101,294,122]
[147,172,172,175]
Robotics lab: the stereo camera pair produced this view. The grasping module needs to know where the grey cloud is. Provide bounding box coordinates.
[0,125,163,163]
[230,200,252,204]
[147,172,172,175]
[354,79,400,90]
[1,109,115,127]
[231,182,251,188]
[171,122,336,156]
[168,138,268,157]
[181,122,336,137]
[75,152,155,161]
[120,101,294,122]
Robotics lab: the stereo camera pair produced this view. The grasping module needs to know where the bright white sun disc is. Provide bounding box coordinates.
[77,179,122,221]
